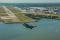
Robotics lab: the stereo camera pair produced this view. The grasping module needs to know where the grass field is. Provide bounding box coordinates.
[0,7,6,13]
[15,13,34,22]
[6,7,34,22]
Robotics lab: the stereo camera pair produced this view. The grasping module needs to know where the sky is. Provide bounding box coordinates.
[0,0,60,3]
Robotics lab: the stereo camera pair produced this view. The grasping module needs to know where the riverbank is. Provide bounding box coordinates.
[25,13,60,20]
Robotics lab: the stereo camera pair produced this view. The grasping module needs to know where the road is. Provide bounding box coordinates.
[3,6,20,22]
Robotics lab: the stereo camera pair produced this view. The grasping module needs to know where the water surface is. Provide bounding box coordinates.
[0,19,60,40]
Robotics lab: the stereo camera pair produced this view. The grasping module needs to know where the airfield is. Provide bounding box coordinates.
[0,6,34,23]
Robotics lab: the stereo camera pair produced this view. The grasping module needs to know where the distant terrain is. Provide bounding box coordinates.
[0,3,60,7]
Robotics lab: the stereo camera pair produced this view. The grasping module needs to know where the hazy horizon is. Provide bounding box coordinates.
[0,0,59,3]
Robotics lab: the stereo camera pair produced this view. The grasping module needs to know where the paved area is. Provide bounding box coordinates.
[2,6,20,22]
[0,6,34,23]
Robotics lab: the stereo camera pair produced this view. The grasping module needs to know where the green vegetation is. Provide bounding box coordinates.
[7,7,22,13]
[15,13,34,22]
[25,13,60,20]
[0,7,6,13]
[48,6,60,9]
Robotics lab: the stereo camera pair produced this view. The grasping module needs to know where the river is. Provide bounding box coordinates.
[0,19,60,40]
